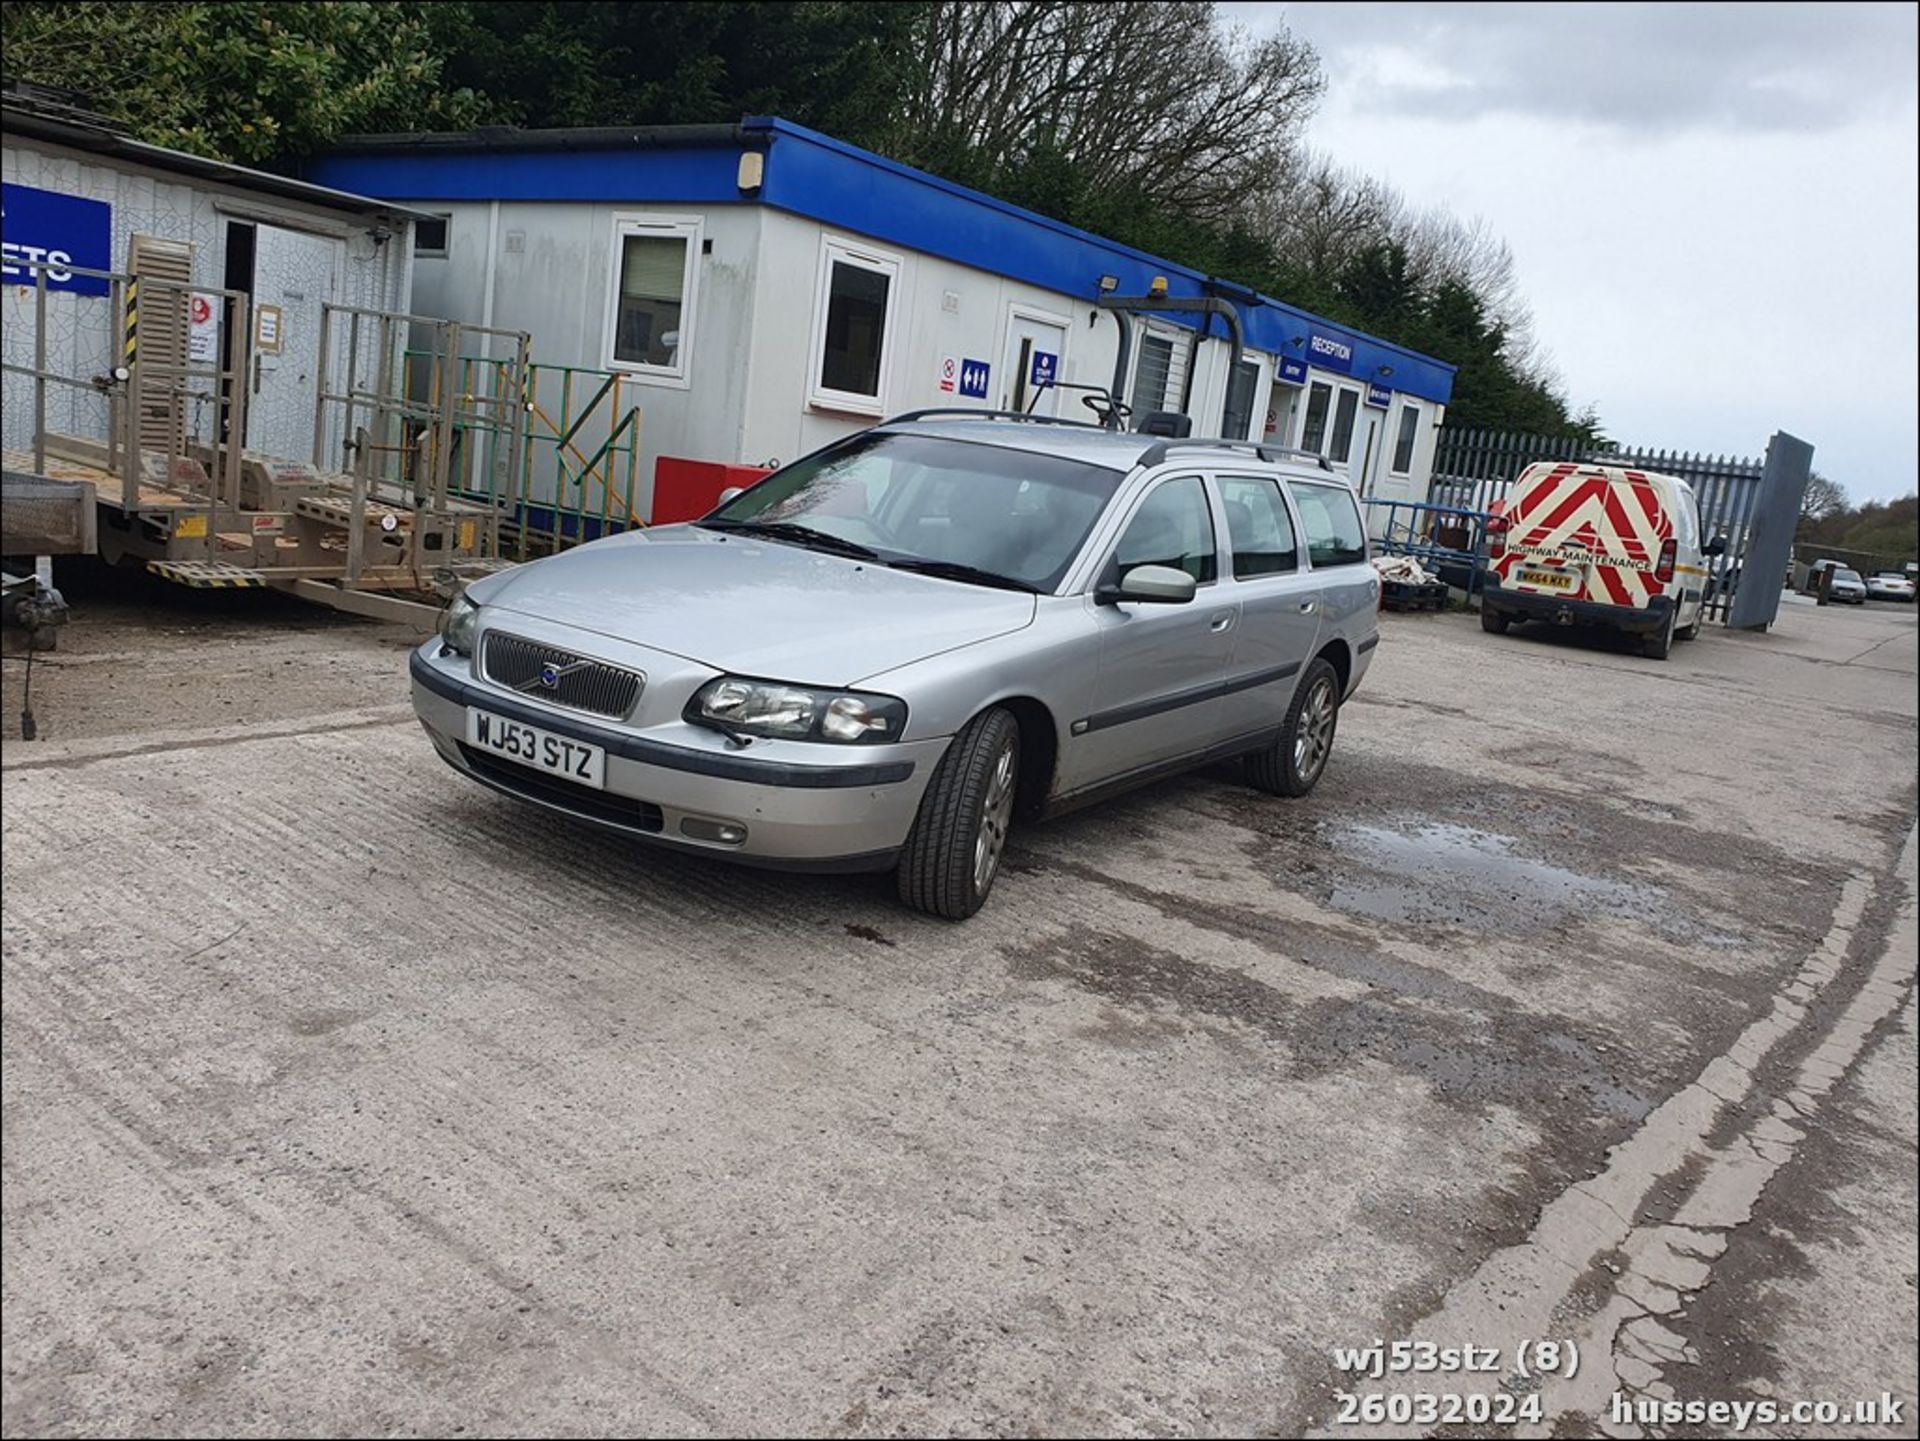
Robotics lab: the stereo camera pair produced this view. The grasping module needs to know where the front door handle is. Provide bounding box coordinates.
[1209,609,1236,633]
[1299,600,1318,614]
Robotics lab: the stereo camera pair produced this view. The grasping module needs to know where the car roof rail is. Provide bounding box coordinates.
[881,407,1109,431]
[1137,436,1334,471]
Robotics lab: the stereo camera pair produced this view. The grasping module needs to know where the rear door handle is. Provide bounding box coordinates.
[1209,609,1236,633]
[1299,600,1318,614]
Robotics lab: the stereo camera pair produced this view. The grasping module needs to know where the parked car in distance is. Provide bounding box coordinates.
[1826,567,1868,604]
[1865,571,1916,602]
[1480,460,1723,659]
[410,412,1381,918]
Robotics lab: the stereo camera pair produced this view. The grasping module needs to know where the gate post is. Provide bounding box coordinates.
[1728,430,1814,631]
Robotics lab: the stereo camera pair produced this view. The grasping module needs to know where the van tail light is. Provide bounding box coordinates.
[1655,538,1677,584]
[1487,513,1509,559]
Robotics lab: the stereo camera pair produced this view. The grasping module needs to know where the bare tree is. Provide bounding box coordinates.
[889,2,1324,223]
[1255,150,1403,278]
[1801,472,1849,524]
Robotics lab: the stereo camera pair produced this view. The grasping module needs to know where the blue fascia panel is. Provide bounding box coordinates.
[305,146,749,206]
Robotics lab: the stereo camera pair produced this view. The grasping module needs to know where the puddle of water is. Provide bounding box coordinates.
[1323,821,1666,932]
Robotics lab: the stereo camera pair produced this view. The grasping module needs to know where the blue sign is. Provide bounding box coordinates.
[1,183,111,297]
[1029,349,1058,389]
[1365,382,1392,409]
[1277,356,1308,386]
[1306,328,1355,374]
[958,357,991,400]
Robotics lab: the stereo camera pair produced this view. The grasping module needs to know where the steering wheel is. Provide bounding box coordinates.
[1082,394,1133,426]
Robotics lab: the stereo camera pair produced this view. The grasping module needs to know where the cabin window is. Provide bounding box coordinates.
[810,237,901,414]
[606,215,701,384]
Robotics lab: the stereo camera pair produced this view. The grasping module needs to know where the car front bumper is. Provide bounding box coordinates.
[410,643,945,871]
[1483,576,1677,633]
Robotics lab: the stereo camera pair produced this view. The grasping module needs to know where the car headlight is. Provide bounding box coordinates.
[686,676,907,744]
[440,591,479,656]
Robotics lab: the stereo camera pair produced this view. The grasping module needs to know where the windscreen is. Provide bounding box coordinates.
[705,432,1125,592]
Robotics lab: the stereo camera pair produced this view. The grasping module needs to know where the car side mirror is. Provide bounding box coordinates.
[1704,535,1728,557]
[1097,563,1197,605]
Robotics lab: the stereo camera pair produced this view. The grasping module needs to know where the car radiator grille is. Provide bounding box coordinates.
[481,631,643,718]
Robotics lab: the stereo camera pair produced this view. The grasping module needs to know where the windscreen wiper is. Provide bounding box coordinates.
[885,558,1040,593]
[699,519,879,560]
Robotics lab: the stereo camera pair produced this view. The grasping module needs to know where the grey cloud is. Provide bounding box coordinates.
[1234,2,1918,133]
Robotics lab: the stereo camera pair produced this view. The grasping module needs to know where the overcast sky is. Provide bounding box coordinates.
[1227,2,1918,503]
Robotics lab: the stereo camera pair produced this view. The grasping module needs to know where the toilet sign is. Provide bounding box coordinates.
[957,357,990,400]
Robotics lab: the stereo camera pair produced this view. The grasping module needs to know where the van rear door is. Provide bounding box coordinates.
[1498,464,1672,612]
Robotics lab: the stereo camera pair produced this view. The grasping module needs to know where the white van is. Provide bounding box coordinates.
[1480,461,1725,659]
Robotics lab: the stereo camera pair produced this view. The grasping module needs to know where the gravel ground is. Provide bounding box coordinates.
[3,564,1914,1437]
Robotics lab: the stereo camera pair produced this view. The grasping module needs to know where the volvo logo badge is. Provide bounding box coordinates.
[538,662,562,689]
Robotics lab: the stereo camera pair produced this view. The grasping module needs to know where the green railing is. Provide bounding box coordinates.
[400,351,645,559]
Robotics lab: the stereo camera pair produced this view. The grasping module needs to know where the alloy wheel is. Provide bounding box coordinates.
[1293,677,1336,783]
[973,739,1018,893]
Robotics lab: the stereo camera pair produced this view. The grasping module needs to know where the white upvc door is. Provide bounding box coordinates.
[1000,306,1070,416]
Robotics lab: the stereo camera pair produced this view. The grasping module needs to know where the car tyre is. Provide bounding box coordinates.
[1676,605,1701,641]
[896,706,1020,920]
[1643,604,1676,660]
[1480,607,1509,634]
[1246,657,1341,798]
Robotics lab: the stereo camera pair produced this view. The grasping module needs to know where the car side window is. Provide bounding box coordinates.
[1218,476,1299,578]
[1285,481,1367,568]
[1114,475,1217,584]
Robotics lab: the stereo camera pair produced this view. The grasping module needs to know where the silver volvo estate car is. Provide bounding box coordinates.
[410,413,1382,918]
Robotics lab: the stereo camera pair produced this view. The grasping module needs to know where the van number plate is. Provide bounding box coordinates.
[465,708,607,789]
[1519,568,1575,591]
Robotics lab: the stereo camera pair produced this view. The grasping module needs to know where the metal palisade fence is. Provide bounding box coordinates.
[1430,428,1768,621]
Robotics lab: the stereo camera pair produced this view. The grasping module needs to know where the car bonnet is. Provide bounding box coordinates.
[468,524,1037,687]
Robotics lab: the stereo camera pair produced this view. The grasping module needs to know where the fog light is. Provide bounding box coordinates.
[681,817,748,845]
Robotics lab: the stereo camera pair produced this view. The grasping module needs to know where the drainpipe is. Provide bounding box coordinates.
[481,199,501,336]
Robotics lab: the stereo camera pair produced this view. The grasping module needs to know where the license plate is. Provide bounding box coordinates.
[465,708,606,789]
[1519,568,1576,591]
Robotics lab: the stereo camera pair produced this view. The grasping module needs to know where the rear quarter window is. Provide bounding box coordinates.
[1286,481,1368,567]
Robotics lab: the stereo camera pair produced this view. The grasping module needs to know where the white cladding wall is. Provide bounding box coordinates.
[2,137,409,467]
[741,210,1313,474]
[741,209,1444,497]
[394,196,1445,517]
[409,200,763,514]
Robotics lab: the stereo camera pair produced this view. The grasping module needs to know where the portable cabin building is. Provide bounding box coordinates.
[308,119,1455,524]
[3,87,419,472]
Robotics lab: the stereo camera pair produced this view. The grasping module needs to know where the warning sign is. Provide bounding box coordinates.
[938,354,958,393]
[187,292,218,364]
